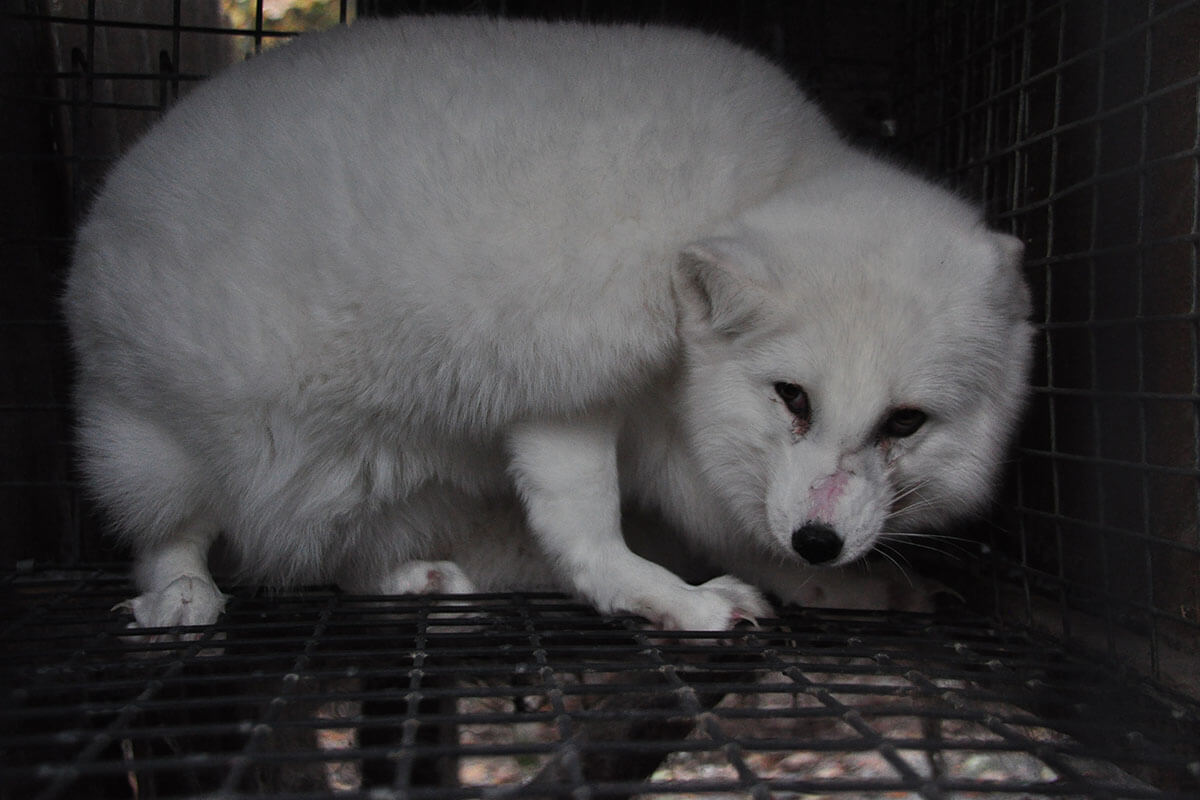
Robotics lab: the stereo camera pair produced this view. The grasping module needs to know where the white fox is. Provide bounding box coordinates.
[65,17,1033,632]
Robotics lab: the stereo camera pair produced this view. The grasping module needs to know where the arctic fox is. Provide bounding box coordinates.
[65,17,1033,632]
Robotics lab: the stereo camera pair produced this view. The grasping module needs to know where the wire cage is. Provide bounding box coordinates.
[2,1,1199,798]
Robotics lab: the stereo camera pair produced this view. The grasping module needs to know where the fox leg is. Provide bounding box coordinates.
[119,519,227,630]
[507,416,769,630]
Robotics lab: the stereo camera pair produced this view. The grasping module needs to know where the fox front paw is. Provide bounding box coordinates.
[634,575,772,632]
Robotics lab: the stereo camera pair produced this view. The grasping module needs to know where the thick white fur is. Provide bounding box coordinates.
[65,17,1033,631]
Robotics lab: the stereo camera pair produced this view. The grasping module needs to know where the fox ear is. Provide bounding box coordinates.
[987,232,1030,320]
[674,238,773,340]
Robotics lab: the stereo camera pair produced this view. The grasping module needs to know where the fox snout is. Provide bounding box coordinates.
[791,521,843,564]
[792,470,853,564]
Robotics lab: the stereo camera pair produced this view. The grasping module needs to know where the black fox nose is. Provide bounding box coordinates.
[791,522,843,564]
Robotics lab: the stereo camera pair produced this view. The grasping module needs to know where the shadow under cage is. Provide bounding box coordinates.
[2,0,1198,798]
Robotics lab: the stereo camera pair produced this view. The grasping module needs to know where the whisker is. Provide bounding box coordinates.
[885,538,967,560]
[891,480,931,505]
[887,503,939,522]
[875,542,911,568]
[883,530,979,546]
[880,531,975,561]
[873,545,917,587]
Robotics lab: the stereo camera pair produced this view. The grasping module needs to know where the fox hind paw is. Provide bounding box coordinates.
[371,560,477,595]
[114,574,227,644]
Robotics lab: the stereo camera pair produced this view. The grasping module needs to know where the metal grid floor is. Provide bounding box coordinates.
[3,567,1199,799]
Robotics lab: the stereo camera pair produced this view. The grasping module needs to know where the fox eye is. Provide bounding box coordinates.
[774,382,811,420]
[882,407,927,438]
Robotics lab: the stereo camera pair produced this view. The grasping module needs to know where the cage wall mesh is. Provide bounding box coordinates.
[896,0,1200,699]
[2,0,1200,798]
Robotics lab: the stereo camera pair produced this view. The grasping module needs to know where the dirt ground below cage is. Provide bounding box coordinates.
[313,666,1152,798]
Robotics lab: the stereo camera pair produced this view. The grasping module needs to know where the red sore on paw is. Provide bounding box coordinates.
[425,569,443,592]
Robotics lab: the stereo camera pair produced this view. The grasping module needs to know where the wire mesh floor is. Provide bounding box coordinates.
[3,566,1199,799]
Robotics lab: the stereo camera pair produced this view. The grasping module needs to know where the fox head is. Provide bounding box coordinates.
[672,166,1033,566]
